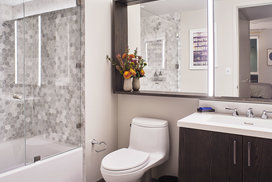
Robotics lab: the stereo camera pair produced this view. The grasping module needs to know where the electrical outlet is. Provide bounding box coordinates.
[225,67,231,75]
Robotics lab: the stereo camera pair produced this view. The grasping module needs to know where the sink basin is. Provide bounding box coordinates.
[177,113,272,139]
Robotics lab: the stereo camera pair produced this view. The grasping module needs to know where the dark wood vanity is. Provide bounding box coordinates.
[179,128,272,182]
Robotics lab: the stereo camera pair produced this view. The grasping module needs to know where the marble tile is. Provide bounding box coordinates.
[0,7,83,146]
[140,13,181,92]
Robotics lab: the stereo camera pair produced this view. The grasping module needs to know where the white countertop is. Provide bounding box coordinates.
[177,112,272,139]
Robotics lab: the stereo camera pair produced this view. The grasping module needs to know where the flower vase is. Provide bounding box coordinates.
[132,78,140,91]
[123,78,132,92]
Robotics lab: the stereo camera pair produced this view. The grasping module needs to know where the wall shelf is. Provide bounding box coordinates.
[114,90,272,104]
[114,90,208,98]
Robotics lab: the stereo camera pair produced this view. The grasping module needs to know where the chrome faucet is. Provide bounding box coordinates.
[247,108,254,118]
[261,110,272,119]
[225,107,239,116]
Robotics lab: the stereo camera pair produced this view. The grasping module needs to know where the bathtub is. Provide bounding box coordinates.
[0,136,83,182]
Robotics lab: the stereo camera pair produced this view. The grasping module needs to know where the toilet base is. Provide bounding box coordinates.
[140,170,152,182]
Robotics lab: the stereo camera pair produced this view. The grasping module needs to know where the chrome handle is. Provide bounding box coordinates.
[233,140,237,165]
[225,107,239,116]
[261,110,272,119]
[248,142,251,167]
[247,108,254,118]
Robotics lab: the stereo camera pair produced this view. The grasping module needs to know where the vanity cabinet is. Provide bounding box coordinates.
[179,128,272,182]
[243,136,272,182]
[179,128,242,182]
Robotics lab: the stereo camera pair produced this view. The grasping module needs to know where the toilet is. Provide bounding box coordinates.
[101,117,169,182]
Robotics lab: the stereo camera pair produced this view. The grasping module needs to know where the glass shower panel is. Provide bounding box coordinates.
[0,0,25,173]
[23,0,82,164]
[139,9,180,92]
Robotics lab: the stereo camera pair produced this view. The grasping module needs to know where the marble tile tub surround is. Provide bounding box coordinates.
[140,13,180,92]
[199,100,272,118]
[0,7,82,145]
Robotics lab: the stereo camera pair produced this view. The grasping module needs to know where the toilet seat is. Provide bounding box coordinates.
[101,148,150,174]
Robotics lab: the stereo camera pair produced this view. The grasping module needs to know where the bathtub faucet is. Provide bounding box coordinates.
[12,94,22,100]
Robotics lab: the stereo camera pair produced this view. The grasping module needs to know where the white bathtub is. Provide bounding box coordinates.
[0,136,83,182]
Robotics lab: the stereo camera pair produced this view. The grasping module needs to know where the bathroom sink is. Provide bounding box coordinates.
[177,113,272,139]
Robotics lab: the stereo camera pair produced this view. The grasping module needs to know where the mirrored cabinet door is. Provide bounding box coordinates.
[127,0,208,94]
[214,0,272,100]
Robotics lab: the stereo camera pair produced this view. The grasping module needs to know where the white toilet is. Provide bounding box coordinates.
[101,117,169,182]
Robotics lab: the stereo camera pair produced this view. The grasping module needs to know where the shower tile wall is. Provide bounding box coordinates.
[0,21,24,141]
[0,7,82,145]
[140,13,181,92]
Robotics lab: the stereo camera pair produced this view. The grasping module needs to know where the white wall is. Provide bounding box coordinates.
[214,0,239,97]
[117,95,199,178]
[179,9,208,93]
[84,0,118,182]
[128,5,141,52]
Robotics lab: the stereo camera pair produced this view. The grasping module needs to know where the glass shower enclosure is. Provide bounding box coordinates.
[0,0,82,173]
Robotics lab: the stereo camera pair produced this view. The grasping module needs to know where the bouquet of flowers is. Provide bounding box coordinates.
[107,48,147,80]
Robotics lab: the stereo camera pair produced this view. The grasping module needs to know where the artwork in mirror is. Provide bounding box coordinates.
[190,29,208,69]
[214,0,272,100]
[127,0,208,94]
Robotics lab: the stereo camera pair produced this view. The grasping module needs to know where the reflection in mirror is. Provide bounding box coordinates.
[145,38,165,69]
[128,0,208,94]
[215,1,272,100]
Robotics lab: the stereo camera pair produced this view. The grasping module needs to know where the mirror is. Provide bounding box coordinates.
[215,0,272,100]
[127,0,208,94]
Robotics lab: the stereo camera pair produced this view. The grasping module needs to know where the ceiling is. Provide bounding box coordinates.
[251,17,272,30]
[239,4,272,30]
[140,0,207,16]
[240,4,272,21]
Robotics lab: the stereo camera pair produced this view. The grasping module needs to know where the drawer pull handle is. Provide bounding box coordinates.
[233,140,237,165]
[248,142,251,167]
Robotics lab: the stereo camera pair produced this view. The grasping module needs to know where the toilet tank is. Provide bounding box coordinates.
[128,117,169,156]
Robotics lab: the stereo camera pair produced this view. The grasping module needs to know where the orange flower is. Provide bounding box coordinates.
[140,69,145,76]
[130,68,136,76]
[123,71,131,79]
[122,53,127,59]
[129,54,135,59]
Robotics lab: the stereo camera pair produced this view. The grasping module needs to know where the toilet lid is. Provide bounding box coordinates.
[102,148,149,171]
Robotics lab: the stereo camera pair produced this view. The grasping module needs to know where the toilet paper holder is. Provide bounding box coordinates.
[91,139,107,153]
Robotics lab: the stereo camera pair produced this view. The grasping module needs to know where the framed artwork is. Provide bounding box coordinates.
[267,49,272,66]
[190,29,208,69]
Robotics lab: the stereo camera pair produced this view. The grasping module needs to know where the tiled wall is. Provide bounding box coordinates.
[140,13,181,92]
[0,7,82,145]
